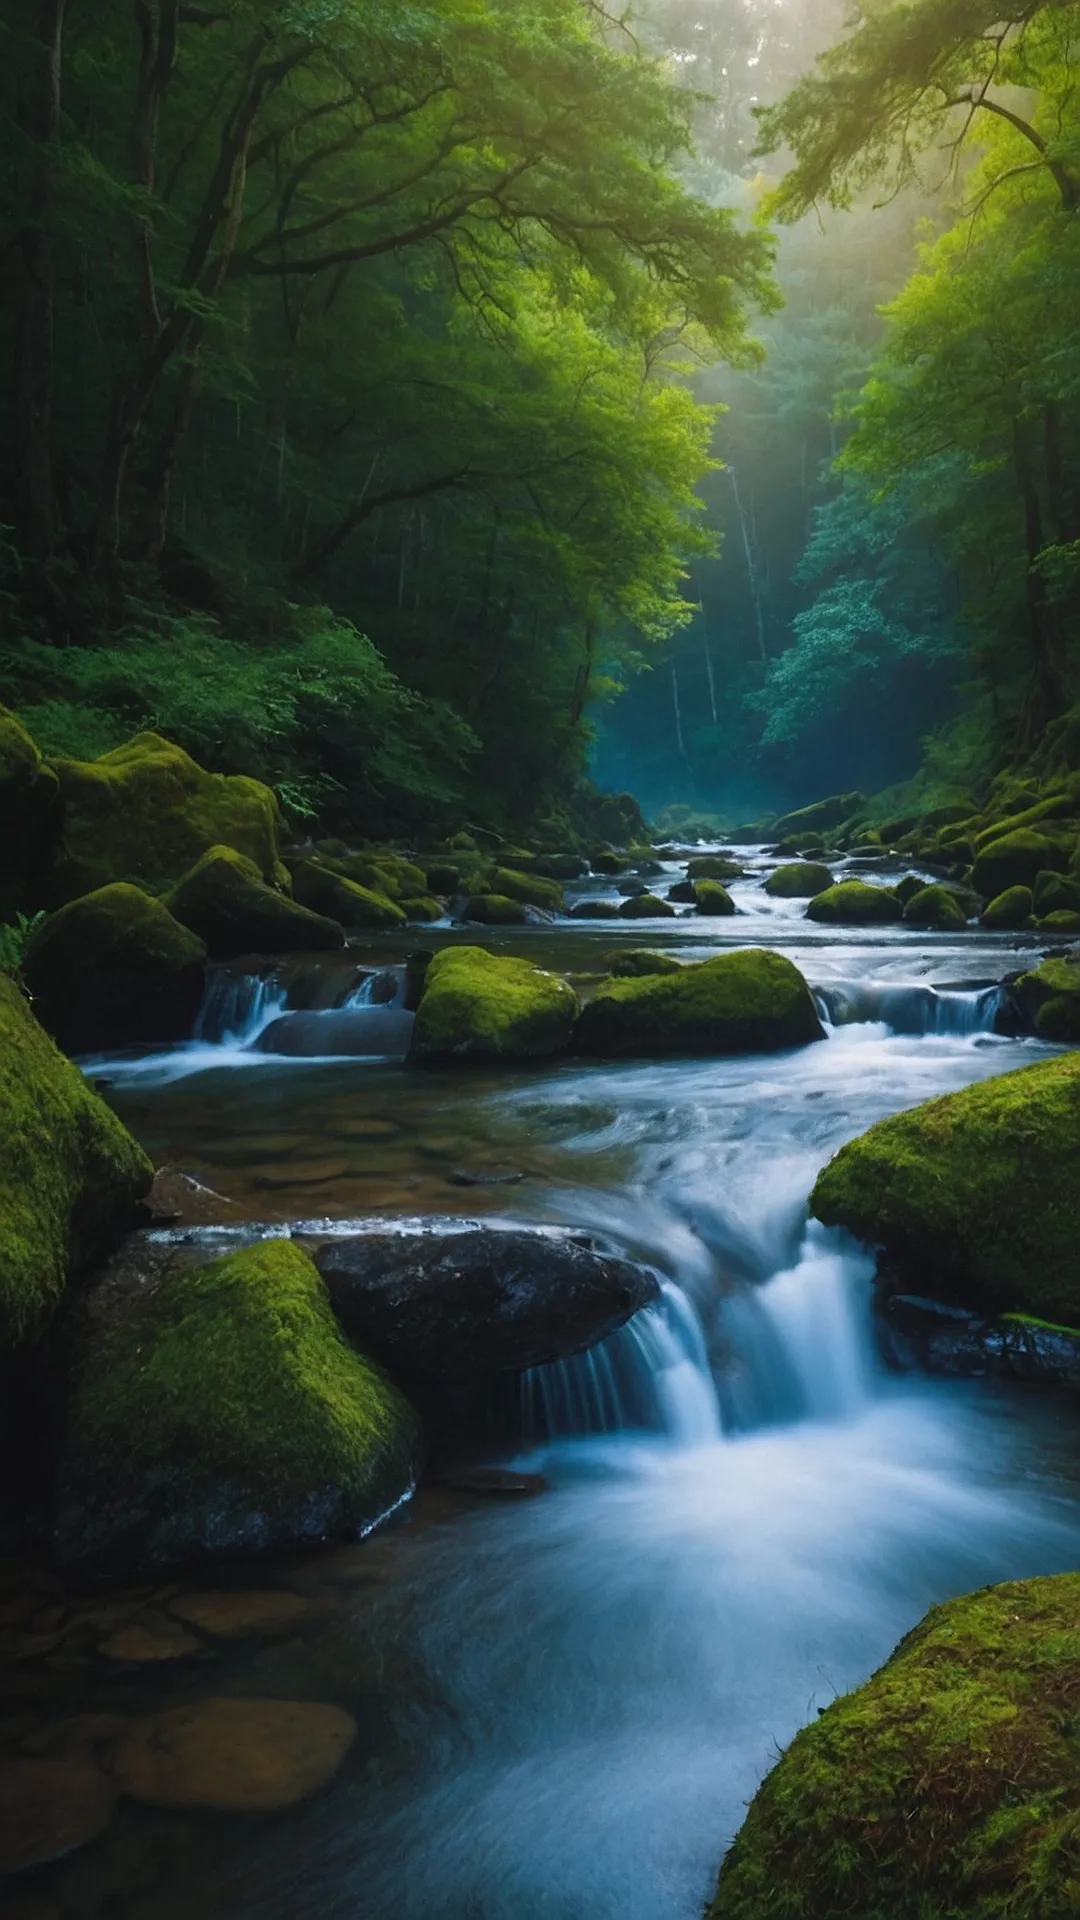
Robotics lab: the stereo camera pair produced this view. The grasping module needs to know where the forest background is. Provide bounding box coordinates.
[3,0,1079,842]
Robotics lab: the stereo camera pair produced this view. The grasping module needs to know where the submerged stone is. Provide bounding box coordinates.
[0,1758,117,1876]
[411,947,579,1064]
[573,950,825,1058]
[112,1698,356,1812]
[23,882,207,1054]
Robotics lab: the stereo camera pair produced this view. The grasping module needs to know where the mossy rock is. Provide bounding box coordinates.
[288,857,405,930]
[573,950,824,1059]
[1037,910,1080,937]
[39,733,284,909]
[901,884,968,931]
[462,893,528,927]
[399,896,444,923]
[606,950,683,979]
[0,977,152,1345]
[424,862,461,895]
[972,794,1076,850]
[980,885,1034,930]
[0,705,59,917]
[771,792,864,838]
[694,881,735,917]
[811,1053,1080,1322]
[54,1240,422,1578]
[618,893,676,921]
[23,883,207,1054]
[1033,869,1080,917]
[892,874,925,909]
[411,947,579,1064]
[776,832,827,857]
[686,856,743,882]
[764,862,833,900]
[492,867,564,912]
[568,900,622,921]
[666,881,697,904]
[314,847,427,902]
[710,1574,1080,1920]
[533,854,589,881]
[590,852,629,876]
[806,882,902,927]
[448,831,478,852]
[1015,953,1080,1042]
[167,847,345,960]
[972,829,1067,900]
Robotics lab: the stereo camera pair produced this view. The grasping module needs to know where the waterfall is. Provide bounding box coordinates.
[518,1283,721,1447]
[720,1225,878,1429]
[341,968,405,1010]
[195,968,290,1045]
[815,981,1003,1037]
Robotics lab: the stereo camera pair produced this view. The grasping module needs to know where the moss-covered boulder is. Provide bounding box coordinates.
[694,880,736,917]
[771,792,864,839]
[1033,869,1080,917]
[618,893,677,920]
[686,856,743,882]
[424,861,461,896]
[812,1053,1080,1323]
[574,950,824,1058]
[972,828,1067,900]
[39,733,284,909]
[1039,909,1080,935]
[980,884,1034,930]
[399,895,444,923]
[54,1239,423,1578]
[568,900,622,921]
[590,852,629,876]
[806,882,902,927]
[0,978,152,1345]
[23,884,207,1055]
[1014,952,1080,1042]
[901,884,968,931]
[0,705,59,917]
[314,845,428,902]
[411,947,579,1064]
[491,867,564,912]
[606,950,683,979]
[288,857,405,930]
[710,1575,1080,1920]
[764,862,833,899]
[167,847,344,960]
[462,893,528,926]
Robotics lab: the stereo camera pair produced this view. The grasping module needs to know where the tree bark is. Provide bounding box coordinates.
[1013,413,1064,744]
[13,0,67,561]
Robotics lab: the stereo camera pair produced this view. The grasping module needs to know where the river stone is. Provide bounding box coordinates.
[255,1008,415,1057]
[315,1228,659,1380]
[0,1759,117,1875]
[112,1698,357,1812]
[98,1618,202,1662]
[168,1591,316,1639]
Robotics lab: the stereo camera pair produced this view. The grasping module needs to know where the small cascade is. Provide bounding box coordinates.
[517,1283,721,1447]
[340,967,405,1010]
[816,980,1003,1037]
[195,969,290,1045]
[725,1225,878,1428]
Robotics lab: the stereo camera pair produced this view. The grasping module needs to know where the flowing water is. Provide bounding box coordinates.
[75,848,1080,1919]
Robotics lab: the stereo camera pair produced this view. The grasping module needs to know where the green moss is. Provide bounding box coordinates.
[980,885,1034,930]
[811,1053,1080,1322]
[288,856,405,929]
[491,867,565,911]
[605,950,683,978]
[23,883,207,1054]
[573,949,824,1058]
[463,893,529,926]
[972,794,1076,849]
[0,976,152,1344]
[694,880,736,917]
[772,792,865,838]
[1015,954,1080,1042]
[399,895,445,922]
[902,884,968,931]
[1033,870,1080,917]
[167,845,344,960]
[39,731,283,908]
[0,705,59,917]
[618,893,677,920]
[972,829,1067,900]
[411,946,579,1063]
[806,882,902,927]
[777,832,827,857]
[686,856,744,882]
[54,1239,423,1577]
[709,1574,1080,1920]
[1037,912,1080,938]
[764,862,834,899]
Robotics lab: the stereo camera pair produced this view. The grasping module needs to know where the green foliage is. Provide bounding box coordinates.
[0,911,45,977]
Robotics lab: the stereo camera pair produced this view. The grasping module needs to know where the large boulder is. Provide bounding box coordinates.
[618,893,676,920]
[1033,869,1080,917]
[901,884,968,931]
[811,1054,1080,1325]
[0,977,152,1345]
[573,950,825,1058]
[694,881,736,917]
[972,828,1067,900]
[1014,951,1080,1042]
[764,861,833,899]
[411,948,579,1064]
[686,856,744,882]
[166,846,344,960]
[38,732,284,908]
[462,893,529,926]
[54,1239,423,1578]
[771,792,864,839]
[0,705,59,916]
[980,885,1034,930]
[288,856,405,929]
[806,881,902,926]
[23,884,207,1054]
[315,1228,659,1382]
[491,867,565,912]
[710,1575,1080,1920]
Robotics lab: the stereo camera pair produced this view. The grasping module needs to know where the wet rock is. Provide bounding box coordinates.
[315,1227,659,1381]
[98,1618,203,1662]
[573,950,825,1058]
[255,1007,415,1057]
[605,950,682,979]
[148,1169,242,1226]
[23,884,207,1055]
[877,1289,1080,1384]
[111,1698,357,1812]
[168,1590,317,1639]
[435,1467,549,1498]
[805,881,902,926]
[0,1758,117,1875]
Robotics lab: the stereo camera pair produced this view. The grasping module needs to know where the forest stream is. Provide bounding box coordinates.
[27,843,1079,1920]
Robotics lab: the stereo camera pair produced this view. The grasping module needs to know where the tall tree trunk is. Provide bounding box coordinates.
[1013,413,1064,745]
[13,0,67,562]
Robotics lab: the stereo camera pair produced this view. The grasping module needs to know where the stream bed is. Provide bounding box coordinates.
[39,850,1080,1917]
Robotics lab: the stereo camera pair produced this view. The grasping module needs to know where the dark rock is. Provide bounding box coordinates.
[23,884,207,1054]
[877,1288,1080,1385]
[0,1758,117,1875]
[255,1007,415,1057]
[315,1227,659,1381]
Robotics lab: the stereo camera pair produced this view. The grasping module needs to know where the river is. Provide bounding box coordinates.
[79,847,1080,1919]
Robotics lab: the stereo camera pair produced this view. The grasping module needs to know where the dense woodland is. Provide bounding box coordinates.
[2,0,1080,839]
